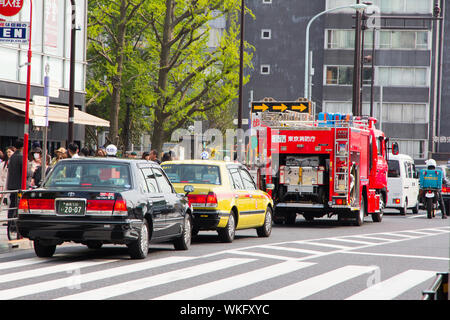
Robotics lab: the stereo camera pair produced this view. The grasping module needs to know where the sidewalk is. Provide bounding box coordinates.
[0,203,33,254]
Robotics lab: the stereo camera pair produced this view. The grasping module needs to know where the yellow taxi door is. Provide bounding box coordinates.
[238,167,266,227]
[228,167,254,228]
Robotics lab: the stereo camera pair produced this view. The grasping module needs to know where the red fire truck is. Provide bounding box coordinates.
[252,111,396,226]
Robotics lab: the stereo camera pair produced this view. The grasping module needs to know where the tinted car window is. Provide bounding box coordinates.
[44,162,131,189]
[162,164,221,185]
[154,168,174,194]
[388,160,400,178]
[141,168,159,193]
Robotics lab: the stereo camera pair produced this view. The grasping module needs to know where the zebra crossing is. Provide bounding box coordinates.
[0,226,448,300]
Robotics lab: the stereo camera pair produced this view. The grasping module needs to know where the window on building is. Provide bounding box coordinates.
[381,103,428,123]
[326,0,432,14]
[325,66,373,85]
[261,29,272,39]
[378,67,428,87]
[379,30,429,50]
[260,64,270,75]
[326,29,373,49]
[390,139,426,159]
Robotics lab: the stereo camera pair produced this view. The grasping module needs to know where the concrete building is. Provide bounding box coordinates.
[0,0,108,153]
[244,0,447,162]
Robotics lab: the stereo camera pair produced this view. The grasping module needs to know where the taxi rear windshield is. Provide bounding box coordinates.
[44,162,131,189]
[162,164,221,185]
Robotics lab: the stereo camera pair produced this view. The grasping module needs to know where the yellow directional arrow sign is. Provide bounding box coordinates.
[291,104,308,112]
[252,103,269,112]
[273,104,288,112]
[251,101,311,114]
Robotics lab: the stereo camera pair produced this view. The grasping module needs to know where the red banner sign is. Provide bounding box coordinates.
[0,0,24,17]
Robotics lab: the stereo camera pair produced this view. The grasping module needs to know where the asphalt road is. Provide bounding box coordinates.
[0,209,448,303]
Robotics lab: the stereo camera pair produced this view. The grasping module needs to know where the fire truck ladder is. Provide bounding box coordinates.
[333,124,351,195]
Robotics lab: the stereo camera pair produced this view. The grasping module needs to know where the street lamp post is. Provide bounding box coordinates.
[304,4,368,104]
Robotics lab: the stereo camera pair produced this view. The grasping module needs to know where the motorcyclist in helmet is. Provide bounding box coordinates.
[424,159,447,219]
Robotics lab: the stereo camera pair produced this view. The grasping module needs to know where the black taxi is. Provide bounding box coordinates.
[17,158,194,259]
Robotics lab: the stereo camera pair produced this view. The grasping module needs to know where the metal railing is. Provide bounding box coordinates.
[422,272,449,300]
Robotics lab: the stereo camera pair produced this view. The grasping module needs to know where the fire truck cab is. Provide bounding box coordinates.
[254,111,392,226]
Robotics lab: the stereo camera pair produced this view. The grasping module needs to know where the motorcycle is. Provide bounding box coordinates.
[423,189,439,219]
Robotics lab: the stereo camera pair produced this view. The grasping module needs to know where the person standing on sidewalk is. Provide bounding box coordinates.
[0,146,15,206]
[6,139,24,239]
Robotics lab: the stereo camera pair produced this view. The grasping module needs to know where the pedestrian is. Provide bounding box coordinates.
[130,151,138,159]
[80,146,90,157]
[27,147,42,188]
[142,152,150,160]
[0,147,14,206]
[67,143,80,158]
[31,154,52,188]
[6,139,24,238]
[149,150,161,164]
[95,148,106,157]
[161,151,172,163]
[51,147,67,166]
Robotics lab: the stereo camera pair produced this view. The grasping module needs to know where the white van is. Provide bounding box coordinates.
[387,153,420,214]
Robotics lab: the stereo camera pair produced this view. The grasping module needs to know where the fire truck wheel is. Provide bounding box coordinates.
[372,195,384,223]
[354,197,366,226]
[285,212,297,225]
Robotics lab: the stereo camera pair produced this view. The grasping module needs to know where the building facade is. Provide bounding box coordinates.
[244,0,447,162]
[0,0,108,153]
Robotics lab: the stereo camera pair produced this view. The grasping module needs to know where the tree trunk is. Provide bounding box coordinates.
[150,116,165,154]
[108,0,127,146]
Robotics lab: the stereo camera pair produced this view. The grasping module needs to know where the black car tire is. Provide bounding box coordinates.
[34,240,56,258]
[257,207,273,237]
[412,199,419,214]
[218,212,236,243]
[127,220,149,259]
[399,199,407,215]
[174,214,192,250]
[86,241,103,250]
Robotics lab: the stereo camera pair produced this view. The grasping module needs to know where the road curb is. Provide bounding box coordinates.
[0,239,33,254]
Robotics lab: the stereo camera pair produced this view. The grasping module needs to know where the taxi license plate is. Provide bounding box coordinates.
[57,200,86,215]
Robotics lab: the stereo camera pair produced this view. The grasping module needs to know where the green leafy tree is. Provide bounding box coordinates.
[86,0,253,153]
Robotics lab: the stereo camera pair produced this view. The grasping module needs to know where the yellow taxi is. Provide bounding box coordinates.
[161,160,273,242]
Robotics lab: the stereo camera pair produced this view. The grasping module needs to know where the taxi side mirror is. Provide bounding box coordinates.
[184,185,194,195]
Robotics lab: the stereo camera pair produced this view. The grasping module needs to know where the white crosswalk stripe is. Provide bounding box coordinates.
[0,253,75,271]
[154,261,315,300]
[57,258,254,300]
[0,259,116,284]
[252,265,378,300]
[0,256,192,300]
[346,270,436,300]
